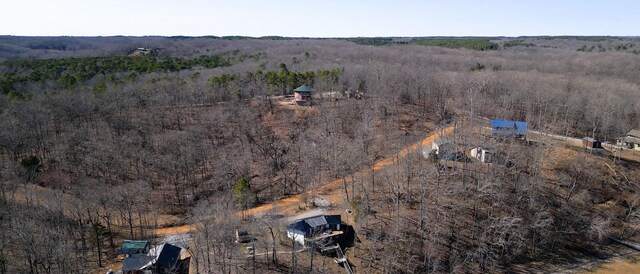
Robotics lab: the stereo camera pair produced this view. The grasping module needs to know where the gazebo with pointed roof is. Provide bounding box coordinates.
[293,84,314,105]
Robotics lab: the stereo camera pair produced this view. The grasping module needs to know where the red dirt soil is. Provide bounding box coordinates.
[155,125,454,235]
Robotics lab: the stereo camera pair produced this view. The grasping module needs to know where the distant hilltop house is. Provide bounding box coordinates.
[293,84,314,105]
[131,47,152,56]
[617,129,640,150]
[491,120,528,139]
[286,215,342,246]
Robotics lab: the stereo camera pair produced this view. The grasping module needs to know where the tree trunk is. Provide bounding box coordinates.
[94,225,102,267]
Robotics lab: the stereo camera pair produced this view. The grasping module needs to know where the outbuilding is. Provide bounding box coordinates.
[583,137,602,149]
[120,240,151,255]
[470,147,495,163]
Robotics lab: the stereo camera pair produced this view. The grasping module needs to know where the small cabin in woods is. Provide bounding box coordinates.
[293,84,314,105]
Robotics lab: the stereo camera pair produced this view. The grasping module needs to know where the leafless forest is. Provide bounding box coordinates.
[0,36,640,273]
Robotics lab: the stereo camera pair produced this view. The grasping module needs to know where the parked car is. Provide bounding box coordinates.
[235,229,253,243]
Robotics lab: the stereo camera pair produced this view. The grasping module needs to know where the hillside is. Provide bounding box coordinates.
[0,36,639,273]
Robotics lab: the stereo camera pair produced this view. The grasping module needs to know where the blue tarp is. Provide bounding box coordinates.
[491,120,527,136]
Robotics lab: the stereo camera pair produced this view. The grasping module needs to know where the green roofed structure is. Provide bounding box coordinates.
[120,240,151,255]
[293,84,314,105]
[293,84,314,93]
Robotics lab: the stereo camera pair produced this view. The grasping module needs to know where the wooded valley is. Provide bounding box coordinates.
[0,36,639,273]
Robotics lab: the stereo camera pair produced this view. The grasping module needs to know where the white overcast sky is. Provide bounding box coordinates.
[0,0,638,37]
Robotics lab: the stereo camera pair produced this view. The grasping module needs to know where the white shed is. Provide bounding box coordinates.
[470,147,495,163]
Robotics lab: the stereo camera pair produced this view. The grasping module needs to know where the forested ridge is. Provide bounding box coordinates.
[0,52,263,96]
[0,36,639,273]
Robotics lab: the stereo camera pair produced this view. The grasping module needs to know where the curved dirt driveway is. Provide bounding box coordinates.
[155,125,454,235]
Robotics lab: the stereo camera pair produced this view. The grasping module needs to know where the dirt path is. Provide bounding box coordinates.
[155,125,454,235]
[154,224,196,235]
[237,125,454,218]
[529,130,583,146]
[579,255,640,274]
[248,248,307,258]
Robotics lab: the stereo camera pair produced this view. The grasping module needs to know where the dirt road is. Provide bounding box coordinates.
[239,125,454,217]
[579,256,640,274]
[155,125,454,235]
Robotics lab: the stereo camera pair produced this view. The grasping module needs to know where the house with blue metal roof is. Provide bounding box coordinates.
[491,120,528,138]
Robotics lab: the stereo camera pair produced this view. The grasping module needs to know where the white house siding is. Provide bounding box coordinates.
[471,147,493,163]
[471,148,479,159]
[286,230,305,246]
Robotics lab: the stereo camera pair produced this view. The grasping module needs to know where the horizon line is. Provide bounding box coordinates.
[2,34,639,39]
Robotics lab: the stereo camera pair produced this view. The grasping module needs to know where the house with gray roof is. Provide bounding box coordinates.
[286,215,342,246]
[618,129,640,150]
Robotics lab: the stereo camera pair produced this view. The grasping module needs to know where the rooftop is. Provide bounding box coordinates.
[120,240,150,255]
[293,84,314,93]
[122,255,154,271]
[621,136,640,144]
[474,147,495,153]
[491,119,528,135]
[155,243,182,270]
[287,214,342,235]
[304,215,340,227]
